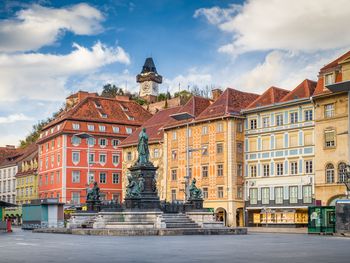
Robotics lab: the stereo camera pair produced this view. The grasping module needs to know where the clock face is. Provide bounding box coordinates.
[143,82,151,92]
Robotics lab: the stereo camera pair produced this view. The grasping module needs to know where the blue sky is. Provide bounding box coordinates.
[0,0,349,145]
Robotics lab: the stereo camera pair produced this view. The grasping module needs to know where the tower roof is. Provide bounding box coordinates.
[141,57,157,74]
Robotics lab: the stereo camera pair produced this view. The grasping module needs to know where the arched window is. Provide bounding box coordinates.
[326,163,334,183]
[338,162,347,183]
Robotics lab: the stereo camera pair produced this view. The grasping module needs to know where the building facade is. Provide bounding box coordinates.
[37,91,152,204]
[312,51,350,206]
[15,144,38,205]
[164,89,258,227]
[242,81,317,227]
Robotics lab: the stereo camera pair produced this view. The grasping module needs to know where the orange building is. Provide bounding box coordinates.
[37,91,152,205]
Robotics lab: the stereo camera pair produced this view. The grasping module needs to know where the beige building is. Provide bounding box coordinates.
[312,51,350,205]
[163,89,258,226]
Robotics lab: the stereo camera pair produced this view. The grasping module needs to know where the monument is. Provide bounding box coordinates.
[86,182,101,212]
[124,127,161,210]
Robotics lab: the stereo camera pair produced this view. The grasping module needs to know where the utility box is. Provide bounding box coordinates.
[22,199,64,229]
[335,200,350,235]
[308,206,336,234]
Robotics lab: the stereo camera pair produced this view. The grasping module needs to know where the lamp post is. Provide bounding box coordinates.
[74,132,94,185]
[170,112,194,202]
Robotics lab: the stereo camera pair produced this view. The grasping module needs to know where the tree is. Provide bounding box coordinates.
[157,92,172,102]
[100,84,124,98]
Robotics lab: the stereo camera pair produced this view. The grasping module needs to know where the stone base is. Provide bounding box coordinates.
[186,211,225,228]
[67,212,97,229]
[185,199,204,211]
[336,201,350,235]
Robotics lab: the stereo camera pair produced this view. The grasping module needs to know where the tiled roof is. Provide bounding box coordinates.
[246,86,290,109]
[120,106,182,147]
[163,96,212,128]
[0,147,17,164]
[0,148,25,167]
[43,95,153,130]
[17,143,38,163]
[196,88,259,120]
[320,50,350,72]
[280,79,317,102]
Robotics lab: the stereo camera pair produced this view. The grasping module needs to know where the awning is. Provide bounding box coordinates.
[0,201,17,207]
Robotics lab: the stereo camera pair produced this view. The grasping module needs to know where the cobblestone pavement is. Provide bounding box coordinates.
[0,228,349,263]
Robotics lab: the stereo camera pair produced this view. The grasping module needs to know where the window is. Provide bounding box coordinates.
[57,154,61,164]
[99,173,106,184]
[171,189,177,201]
[172,131,177,140]
[338,162,347,183]
[250,165,257,177]
[72,123,80,130]
[72,152,80,164]
[71,136,81,146]
[326,163,335,183]
[112,173,120,184]
[237,122,243,133]
[99,125,106,132]
[127,152,132,161]
[237,186,243,199]
[216,122,223,132]
[113,194,121,203]
[72,171,80,183]
[237,142,243,153]
[126,128,132,134]
[290,161,298,175]
[305,110,313,121]
[171,170,177,181]
[305,160,313,174]
[275,187,283,204]
[261,187,270,205]
[112,154,120,165]
[290,112,298,124]
[99,154,106,164]
[202,125,208,135]
[203,187,208,199]
[127,115,135,120]
[153,148,159,158]
[56,171,60,184]
[325,73,334,85]
[88,137,95,146]
[51,140,55,149]
[237,163,243,177]
[276,114,283,126]
[217,164,223,177]
[217,187,224,198]
[262,117,269,128]
[88,172,95,183]
[202,145,208,156]
[324,104,334,118]
[88,124,94,131]
[50,173,54,184]
[276,163,284,176]
[216,143,223,154]
[89,153,95,164]
[112,139,120,147]
[45,174,48,185]
[324,130,335,148]
[249,188,258,204]
[113,126,120,133]
[99,138,107,147]
[289,186,298,204]
[202,166,209,177]
[303,186,312,203]
[71,192,80,204]
[250,119,257,129]
[51,155,54,167]
[263,164,270,177]
[171,150,177,160]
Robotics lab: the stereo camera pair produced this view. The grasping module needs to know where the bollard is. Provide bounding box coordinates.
[6,218,12,233]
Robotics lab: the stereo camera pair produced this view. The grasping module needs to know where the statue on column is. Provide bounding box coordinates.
[137,128,150,165]
[189,178,203,199]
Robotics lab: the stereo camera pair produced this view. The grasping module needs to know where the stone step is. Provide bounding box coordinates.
[161,219,195,223]
[166,223,201,229]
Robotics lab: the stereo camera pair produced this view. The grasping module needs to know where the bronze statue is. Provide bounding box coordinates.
[86,181,100,201]
[137,128,150,165]
[189,178,202,199]
[138,177,145,192]
[126,175,141,198]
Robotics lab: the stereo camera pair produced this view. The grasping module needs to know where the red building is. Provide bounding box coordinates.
[37,91,152,205]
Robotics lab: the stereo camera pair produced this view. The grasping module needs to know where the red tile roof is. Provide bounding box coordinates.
[120,106,182,147]
[196,88,259,120]
[0,147,17,164]
[320,50,350,72]
[280,79,317,102]
[246,86,290,109]
[0,148,25,167]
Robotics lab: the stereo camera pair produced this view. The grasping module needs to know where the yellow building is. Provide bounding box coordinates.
[163,90,258,227]
[242,80,317,227]
[120,106,181,200]
[312,51,350,205]
[15,144,38,205]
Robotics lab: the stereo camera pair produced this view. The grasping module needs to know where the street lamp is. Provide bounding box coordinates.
[170,112,195,202]
[74,132,94,185]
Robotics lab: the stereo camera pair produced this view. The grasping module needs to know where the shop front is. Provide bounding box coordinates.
[247,207,308,227]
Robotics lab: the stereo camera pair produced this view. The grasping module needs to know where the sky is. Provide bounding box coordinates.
[0,0,350,146]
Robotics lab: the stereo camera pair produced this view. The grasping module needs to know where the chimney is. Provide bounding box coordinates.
[66,91,97,109]
[115,95,130,102]
[212,88,223,101]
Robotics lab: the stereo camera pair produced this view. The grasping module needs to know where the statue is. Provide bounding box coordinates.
[86,182,100,202]
[189,178,202,199]
[126,175,141,198]
[138,177,145,192]
[152,178,157,192]
[137,128,150,165]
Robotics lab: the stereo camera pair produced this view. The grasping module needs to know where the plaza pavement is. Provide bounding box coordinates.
[0,228,349,263]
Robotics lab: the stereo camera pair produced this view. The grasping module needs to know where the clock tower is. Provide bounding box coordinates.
[137,57,162,102]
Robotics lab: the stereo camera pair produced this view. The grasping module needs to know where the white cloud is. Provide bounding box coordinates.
[195,0,350,55]
[0,42,130,102]
[0,113,33,124]
[0,3,104,52]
